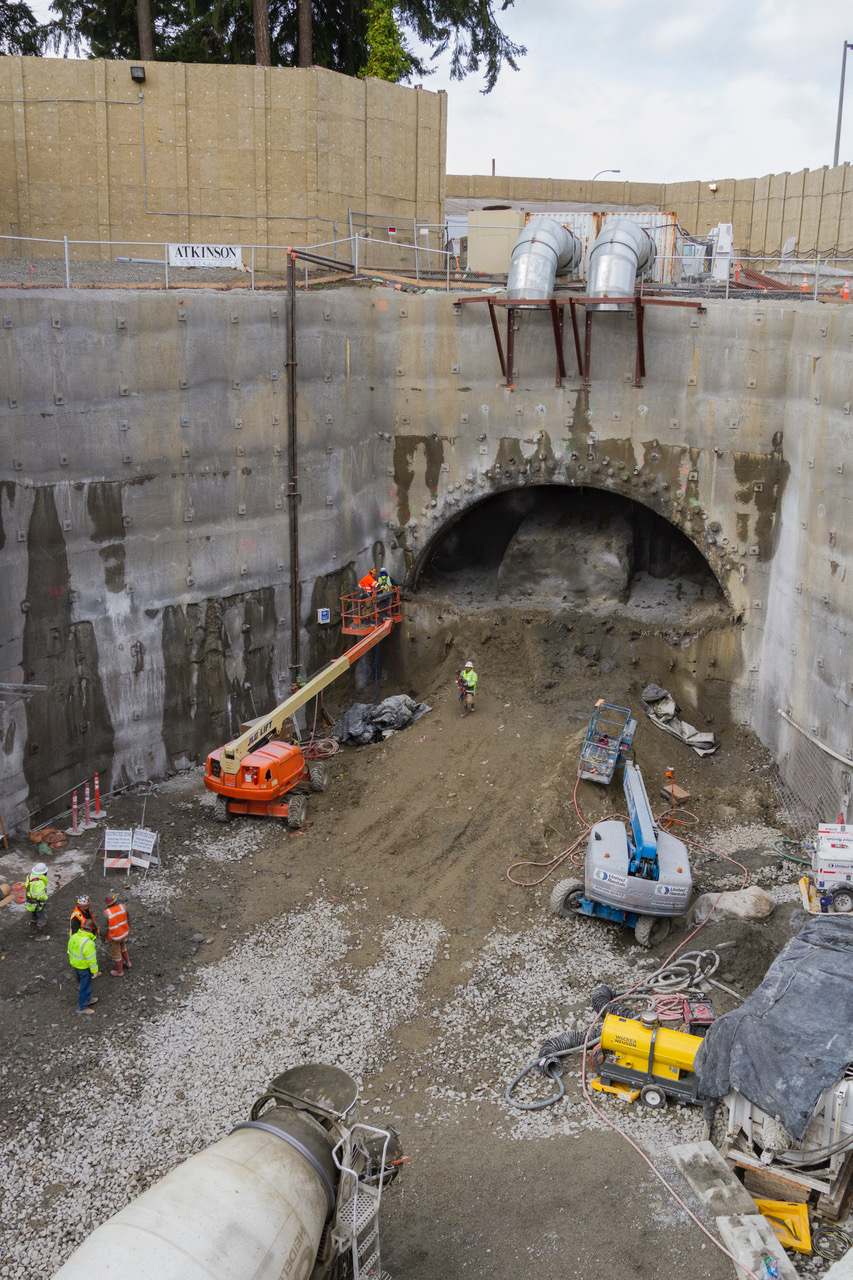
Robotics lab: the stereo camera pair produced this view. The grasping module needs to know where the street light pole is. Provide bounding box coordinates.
[592,169,621,181]
[833,40,853,169]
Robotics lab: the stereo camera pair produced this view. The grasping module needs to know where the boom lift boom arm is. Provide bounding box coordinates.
[219,619,392,775]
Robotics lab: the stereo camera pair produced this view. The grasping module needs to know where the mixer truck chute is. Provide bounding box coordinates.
[204,589,401,826]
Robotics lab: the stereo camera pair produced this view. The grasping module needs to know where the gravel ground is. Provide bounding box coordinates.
[0,594,839,1280]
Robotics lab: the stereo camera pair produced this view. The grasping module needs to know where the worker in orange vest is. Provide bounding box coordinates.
[358,567,378,595]
[69,894,100,938]
[103,891,132,977]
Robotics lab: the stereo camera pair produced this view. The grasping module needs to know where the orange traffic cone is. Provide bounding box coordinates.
[843,278,850,301]
[801,273,809,292]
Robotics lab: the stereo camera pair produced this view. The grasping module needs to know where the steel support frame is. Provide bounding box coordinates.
[458,295,705,388]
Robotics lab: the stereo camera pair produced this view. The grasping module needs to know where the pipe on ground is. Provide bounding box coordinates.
[587,217,656,311]
[506,217,583,301]
[52,1107,336,1280]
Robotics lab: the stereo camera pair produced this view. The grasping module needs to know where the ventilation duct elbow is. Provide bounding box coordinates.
[506,218,582,302]
[587,217,656,311]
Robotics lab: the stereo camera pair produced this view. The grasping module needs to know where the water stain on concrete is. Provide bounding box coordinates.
[160,588,277,770]
[87,480,127,593]
[22,487,114,815]
[394,435,445,525]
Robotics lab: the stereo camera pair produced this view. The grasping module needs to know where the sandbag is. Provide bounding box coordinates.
[688,885,775,924]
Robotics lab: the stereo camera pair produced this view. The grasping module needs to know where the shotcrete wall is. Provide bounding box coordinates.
[1,286,851,826]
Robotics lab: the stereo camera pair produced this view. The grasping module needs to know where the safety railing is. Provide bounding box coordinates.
[1,233,852,298]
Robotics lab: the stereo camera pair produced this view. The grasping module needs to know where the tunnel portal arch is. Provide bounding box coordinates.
[410,481,734,611]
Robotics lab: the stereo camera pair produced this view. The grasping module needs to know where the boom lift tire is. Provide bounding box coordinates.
[286,795,307,830]
[213,796,231,824]
[634,915,671,948]
[309,762,329,793]
[549,878,584,919]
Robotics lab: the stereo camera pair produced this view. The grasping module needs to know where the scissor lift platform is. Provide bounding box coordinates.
[578,701,637,784]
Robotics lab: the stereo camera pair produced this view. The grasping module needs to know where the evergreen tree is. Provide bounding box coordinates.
[361,0,416,83]
[1,0,45,53]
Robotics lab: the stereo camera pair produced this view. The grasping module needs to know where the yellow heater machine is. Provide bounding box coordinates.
[591,1011,704,1109]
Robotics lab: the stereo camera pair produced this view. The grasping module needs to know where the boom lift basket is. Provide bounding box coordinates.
[341,586,402,636]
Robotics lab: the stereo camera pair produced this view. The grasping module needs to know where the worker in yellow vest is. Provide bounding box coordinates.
[25,862,50,940]
[103,892,132,977]
[457,661,478,714]
[67,919,100,1014]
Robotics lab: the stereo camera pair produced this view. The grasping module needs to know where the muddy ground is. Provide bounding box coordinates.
[0,580,822,1280]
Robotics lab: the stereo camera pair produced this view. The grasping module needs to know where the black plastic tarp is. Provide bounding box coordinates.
[695,917,853,1139]
[335,695,431,746]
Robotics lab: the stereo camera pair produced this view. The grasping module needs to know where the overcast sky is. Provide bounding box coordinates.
[420,0,853,184]
[26,0,853,185]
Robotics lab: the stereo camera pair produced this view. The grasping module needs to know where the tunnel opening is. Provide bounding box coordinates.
[416,486,728,619]
[401,485,741,740]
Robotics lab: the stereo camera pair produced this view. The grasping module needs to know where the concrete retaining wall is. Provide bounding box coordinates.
[1,286,851,826]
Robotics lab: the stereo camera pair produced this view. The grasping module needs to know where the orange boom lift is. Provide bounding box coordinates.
[203,588,402,828]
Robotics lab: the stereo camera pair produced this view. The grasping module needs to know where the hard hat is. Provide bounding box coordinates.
[380,566,388,573]
[464,661,474,669]
[80,918,96,933]
[105,892,118,906]
[32,862,48,876]
[76,895,91,907]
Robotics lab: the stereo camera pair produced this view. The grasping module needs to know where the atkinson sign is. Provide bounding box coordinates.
[168,244,243,268]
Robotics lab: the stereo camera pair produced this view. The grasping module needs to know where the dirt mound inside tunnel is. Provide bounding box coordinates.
[497,497,634,604]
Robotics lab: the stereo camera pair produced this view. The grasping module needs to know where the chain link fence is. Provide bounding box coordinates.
[767,711,852,841]
[2,230,853,298]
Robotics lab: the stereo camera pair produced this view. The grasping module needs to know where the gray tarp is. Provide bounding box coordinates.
[335,694,431,746]
[641,682,719,756]
[695,917,853,1139]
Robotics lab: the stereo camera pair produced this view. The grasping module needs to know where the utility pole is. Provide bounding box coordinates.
[833,40,853,169]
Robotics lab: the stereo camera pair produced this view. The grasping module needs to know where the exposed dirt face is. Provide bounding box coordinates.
[0,582,809,1280]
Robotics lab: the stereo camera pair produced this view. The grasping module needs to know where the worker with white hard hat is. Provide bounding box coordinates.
[24,862,50,941]
[457,661,479,714]
[69,893,99,938]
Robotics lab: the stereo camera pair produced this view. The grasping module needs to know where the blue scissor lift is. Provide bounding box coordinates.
[578,701,637,784]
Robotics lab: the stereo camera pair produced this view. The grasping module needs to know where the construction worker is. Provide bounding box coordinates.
[67,918,100,1014]
[103,891,132,976]
[358,567,378,596]
[24,862,50,940]
[69,894,99,938]
[375,566,394,594]
[457,661,478,714]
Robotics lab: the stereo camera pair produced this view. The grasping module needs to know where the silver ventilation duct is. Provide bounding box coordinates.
[506,218,583,301]
[587,217,656,311]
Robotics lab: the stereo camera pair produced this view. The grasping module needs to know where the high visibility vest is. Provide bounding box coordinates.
[376,574,393,593]
[461,669,478,693]
[24,873,48,912]
[70,906,98,936]
[358,570,377,592]
[104,902,129,941]
[67,930,98,974]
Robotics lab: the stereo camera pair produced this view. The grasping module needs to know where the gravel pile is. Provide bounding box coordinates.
[0,897,444,1279]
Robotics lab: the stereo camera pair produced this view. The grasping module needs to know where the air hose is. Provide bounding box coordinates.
[506,1030,600,1110]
